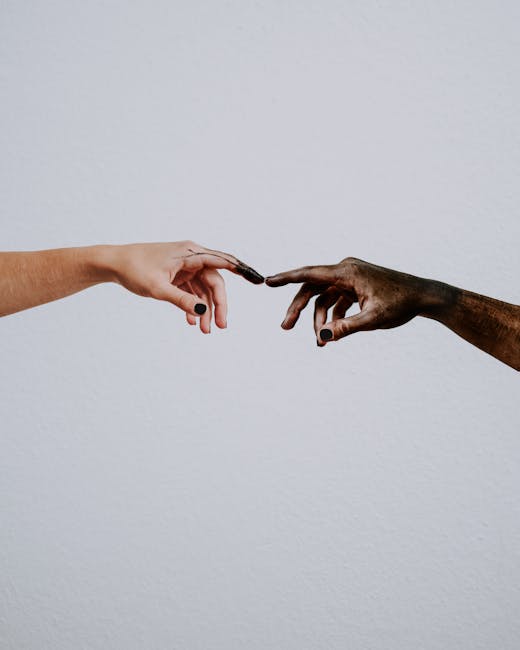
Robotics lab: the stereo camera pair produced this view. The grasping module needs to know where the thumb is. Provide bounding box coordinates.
[319,309,379,343]
[154,283,208,317]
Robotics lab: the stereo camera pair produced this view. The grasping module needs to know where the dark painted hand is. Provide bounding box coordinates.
[266,257,446,345]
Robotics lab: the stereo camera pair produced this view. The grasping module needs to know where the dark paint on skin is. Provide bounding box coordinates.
[184,249,265,285]
[235,263,265,285]
[267,256,520,370]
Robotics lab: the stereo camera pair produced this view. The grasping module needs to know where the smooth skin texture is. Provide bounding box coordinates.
[266,257,520,371]
[0,241,264,332]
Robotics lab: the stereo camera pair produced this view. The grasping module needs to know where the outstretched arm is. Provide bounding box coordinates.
[266,258,520,371]
[0,242,264,332]
[424,284,520,370]
[0,247,110,317]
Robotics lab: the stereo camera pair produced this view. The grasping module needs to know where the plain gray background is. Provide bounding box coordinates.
[1,1,519,648]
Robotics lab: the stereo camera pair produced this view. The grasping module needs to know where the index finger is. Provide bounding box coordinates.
[188,246,265,285]
[265,265,337,287]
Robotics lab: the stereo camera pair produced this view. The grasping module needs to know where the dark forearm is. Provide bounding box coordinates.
[0,246,115,316]
[420,280,520,371]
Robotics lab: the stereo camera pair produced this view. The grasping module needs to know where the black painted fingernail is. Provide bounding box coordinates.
[195,303,207,315]
[320,328,333,341]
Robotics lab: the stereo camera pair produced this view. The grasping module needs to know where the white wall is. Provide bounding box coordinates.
[1,2,519,648]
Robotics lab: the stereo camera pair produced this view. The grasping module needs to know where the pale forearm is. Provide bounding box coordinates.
[421,281,520,371]
[0,246,114,316]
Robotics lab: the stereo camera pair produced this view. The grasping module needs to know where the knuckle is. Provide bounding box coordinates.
[179,294,194,311]
[339,257,362,275]
[335,257,364,284]
[337,320,349,336]
[336,317,355,337]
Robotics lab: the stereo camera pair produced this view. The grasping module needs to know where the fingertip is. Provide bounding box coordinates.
[197,315,210,334]
[316,334,327,347]
[281,310,300,329]
[213,305,227,330]
[236,265,265,285]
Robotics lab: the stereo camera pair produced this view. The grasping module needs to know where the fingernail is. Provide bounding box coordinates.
[195,303,207,315]
[320,328,333,341]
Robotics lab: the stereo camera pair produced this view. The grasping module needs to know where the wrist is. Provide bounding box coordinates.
[418,278,460,320]
[82,245,121,284]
